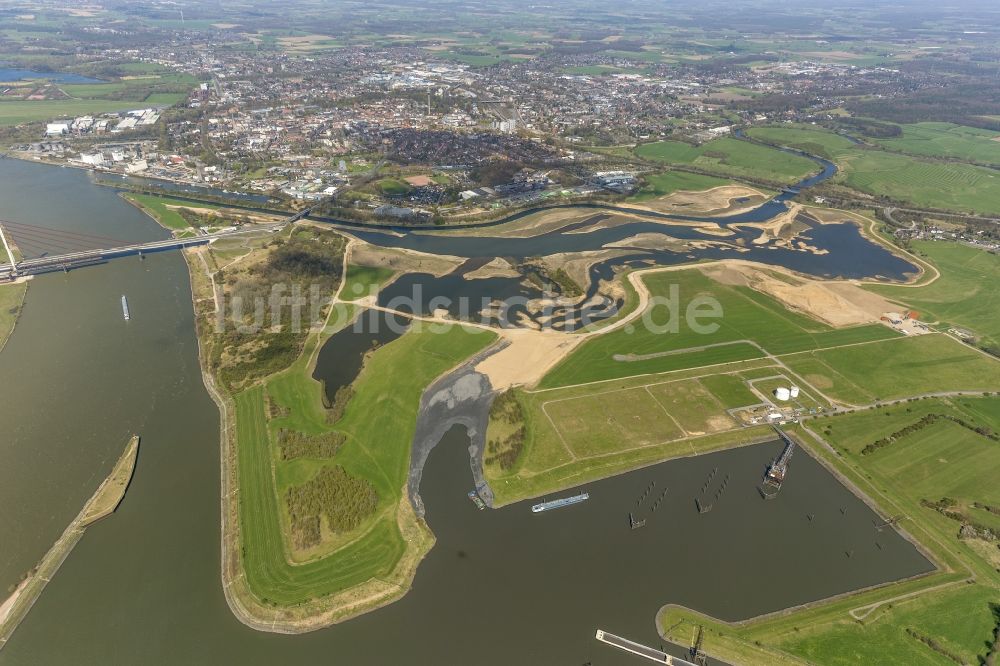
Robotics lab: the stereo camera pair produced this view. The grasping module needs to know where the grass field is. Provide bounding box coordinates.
[236,322,495,605]
[540,268,899,388]
[487,359,778,505]
[0,282,27,350]
[124,193,224,230]
[781,333,1000,404]
[747,124,1000,215]
[0,67,196,128]
[747,125,859,160]
[777,583,999,666]
[634,137,819,184]
[632,171,733,200]
[842,151,1000,216]
[813,395,1000,584]
[0,99,152,127]
[875,122,1000,164]
[340,264,395,301]
[867,241,1000,347]
[375,178,411,196]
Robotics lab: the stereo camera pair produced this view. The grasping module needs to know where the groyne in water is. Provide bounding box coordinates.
[0,434,139,650]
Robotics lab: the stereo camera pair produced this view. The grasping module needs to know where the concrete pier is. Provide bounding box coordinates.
[595,630,698,665]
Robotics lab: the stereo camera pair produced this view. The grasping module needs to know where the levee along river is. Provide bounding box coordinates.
[0,159,930,665]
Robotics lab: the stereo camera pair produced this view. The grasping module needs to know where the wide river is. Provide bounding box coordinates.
[0,159,930,664]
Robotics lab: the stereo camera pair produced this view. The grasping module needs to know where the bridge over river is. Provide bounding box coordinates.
[0,207,310,281]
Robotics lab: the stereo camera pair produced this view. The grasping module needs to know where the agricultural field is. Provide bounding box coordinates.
[841,151,1000,216]
[632,170,733,200]
[781,333,1000,405]
[866,241,1000,348]
[540,268,899,389]
[0,67,197,128]
[748,125,1000,215]
[746,125,859,159]
[0,99,151,127]
[487,359,778,505]
[236,322,495,606]
[777,584,1000,666]
[634,137,819,184]
[875,122,1000,164]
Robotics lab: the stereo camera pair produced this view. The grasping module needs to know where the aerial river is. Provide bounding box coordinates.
[0,159,930,665]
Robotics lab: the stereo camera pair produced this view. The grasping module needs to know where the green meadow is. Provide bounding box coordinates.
[843,151,1000,216]
[634,137,819,184]
[236,321,495,605]
[633,170,734,199]
[746,124,1000,215]
[781,334,1000,405]
[0,99,150,127]
[867,241,1000,347]
[540,268,898,389]
[747,125,858,159]
[875,122,1000,164]
[124,193,224,231]
[340,264,396,301]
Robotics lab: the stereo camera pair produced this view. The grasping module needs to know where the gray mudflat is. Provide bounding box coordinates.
[407,340,507,515]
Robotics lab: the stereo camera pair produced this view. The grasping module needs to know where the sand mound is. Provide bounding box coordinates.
[476,328,584,390]
[700,261,900,328]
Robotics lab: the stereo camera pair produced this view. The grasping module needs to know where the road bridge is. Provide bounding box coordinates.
[0,206,311,281]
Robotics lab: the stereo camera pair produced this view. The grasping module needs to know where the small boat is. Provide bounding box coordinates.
[121,295,130,321]
[467,490,486,510]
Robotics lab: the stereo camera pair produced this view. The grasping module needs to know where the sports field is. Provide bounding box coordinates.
[235,322,495,605]
[867,241,1000,347]
[634,137,819,184]
[540,268,899,388]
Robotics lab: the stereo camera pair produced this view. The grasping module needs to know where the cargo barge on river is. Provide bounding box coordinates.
[532,492,589,513]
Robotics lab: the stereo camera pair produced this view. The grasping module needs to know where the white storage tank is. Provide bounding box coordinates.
[774,387,791,401]
[790,386,800,398]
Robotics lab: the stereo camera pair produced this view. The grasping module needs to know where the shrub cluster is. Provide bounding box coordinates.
[485,390,528,471]
[904,628,964,665]
[286,465,378,550]
[278,429,346,461]
[861,413,998,456]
